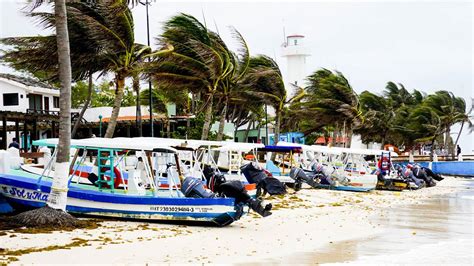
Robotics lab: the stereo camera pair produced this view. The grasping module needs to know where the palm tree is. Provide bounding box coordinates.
[3,0,77,226]
[1,7,106,137]
[304,69,361,147]
[149,14,234,140]
[384,82,414,108]
[407,106,445,160]
[424,91,470,158]
[243,55,289,145]
[1,1,162,139]
[357,91,396,148]
[213,28,251,141]
[3,0,156,227]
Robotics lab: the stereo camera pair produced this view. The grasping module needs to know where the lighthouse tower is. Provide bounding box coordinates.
[281,35,310,96]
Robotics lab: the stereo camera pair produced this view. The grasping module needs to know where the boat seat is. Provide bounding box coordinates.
[266,160,281,176]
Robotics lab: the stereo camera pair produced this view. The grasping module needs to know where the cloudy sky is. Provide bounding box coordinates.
[1,0,473,151]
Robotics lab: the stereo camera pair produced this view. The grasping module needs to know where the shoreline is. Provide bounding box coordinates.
[0,176,468,265]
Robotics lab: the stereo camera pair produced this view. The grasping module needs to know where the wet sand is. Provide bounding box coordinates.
[285,178,474,265]
[0,176,469,265]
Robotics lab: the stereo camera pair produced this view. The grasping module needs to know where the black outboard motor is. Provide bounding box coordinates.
[240,162,267,184]
[413,166,436,187]
[203,166,272,217]
[289,167,319,191]
[240,162,286,196]
[181,176,216,198]
[421,167,444,181]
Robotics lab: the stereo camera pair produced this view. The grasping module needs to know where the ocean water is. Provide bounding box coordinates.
[328,179,474,265]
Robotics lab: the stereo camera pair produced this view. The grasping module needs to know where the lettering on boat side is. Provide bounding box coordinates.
[149,206,195,212]
[4,186,48,202]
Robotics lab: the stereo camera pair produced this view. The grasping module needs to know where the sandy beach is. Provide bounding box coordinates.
[0,176,470,265]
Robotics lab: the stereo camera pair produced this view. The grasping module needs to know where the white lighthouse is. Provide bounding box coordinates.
[281,35,310,96]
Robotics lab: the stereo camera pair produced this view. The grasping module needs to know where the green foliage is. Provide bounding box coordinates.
[139,88,167,114]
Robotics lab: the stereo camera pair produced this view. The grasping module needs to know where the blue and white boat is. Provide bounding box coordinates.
[0,138,243,226]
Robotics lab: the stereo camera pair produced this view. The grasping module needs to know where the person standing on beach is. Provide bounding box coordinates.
[8,138,20,149]
[457,145,461,156]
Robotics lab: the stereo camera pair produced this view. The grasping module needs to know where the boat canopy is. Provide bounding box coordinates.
[334,147,398,157]
[32,138,177,153]
[258,145,303,153]
[277,141,397,156]
[136,137,230,150]
[212,142,264,152]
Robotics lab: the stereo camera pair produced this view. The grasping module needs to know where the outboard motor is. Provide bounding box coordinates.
[240,162,267,184]
[402,164,425,189]
[181,176,216,198]
[203,166,272,217]
[422,167,444,181]
[240,163,286,196]
[289,167,319,191]
[413,165,436,187]
[312,163,337,186]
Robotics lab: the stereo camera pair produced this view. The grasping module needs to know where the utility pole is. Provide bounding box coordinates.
[141,0,154,137]
[265,104,269,145]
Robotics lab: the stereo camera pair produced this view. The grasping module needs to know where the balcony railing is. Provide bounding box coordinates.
[26,109,84,122]
[26,109,59,116]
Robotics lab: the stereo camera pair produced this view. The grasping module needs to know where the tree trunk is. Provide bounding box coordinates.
[429,136,436,161]
[201,93,213,140]
[71,74,93,138]
[256,122,262,142]
[133,75,142,137]
[166,119,171,138]
[104,73,126,138]
[331,124,338,147]
[444,126,451,158]
[345,126,353,148]
[243,119,252,142]
[48,0,72,212]
[453,121,464,160]
[274,109,281,145]
[380,135,386,150]
[216,98,228,141]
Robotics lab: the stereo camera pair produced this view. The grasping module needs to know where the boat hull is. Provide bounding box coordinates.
[316,174,378,192]
[0,173,240,226]
[376,179,408,191]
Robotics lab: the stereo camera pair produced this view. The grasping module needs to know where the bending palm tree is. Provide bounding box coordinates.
[149,14,233,140]
[6,0,156,226]
[424,91,471,158]
[243,55,291,145]
[304,69,361,147]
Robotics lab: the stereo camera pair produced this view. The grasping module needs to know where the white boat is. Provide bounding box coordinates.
[276,142,378,192]
[0,138,245,226]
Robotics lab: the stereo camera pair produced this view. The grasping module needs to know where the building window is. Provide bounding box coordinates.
[3,93,19,106]
[294,39,298,45]
[28,94,43,111]
[53,96,59,108]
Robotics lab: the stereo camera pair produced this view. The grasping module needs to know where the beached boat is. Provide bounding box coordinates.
[371,150,409,191]
[258,145,301,184]
[143,138,260,195]
[277,142,378,192]
[0,138,244,226]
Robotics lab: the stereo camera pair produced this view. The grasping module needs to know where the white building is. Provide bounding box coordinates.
[0,73,60,114]
[281,34,311,96]
[0,73,60,149]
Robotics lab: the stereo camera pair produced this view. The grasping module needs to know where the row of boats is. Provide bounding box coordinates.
[0,137,443,226]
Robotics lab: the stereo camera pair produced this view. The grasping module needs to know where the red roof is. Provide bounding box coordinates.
[315,137,348,144]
